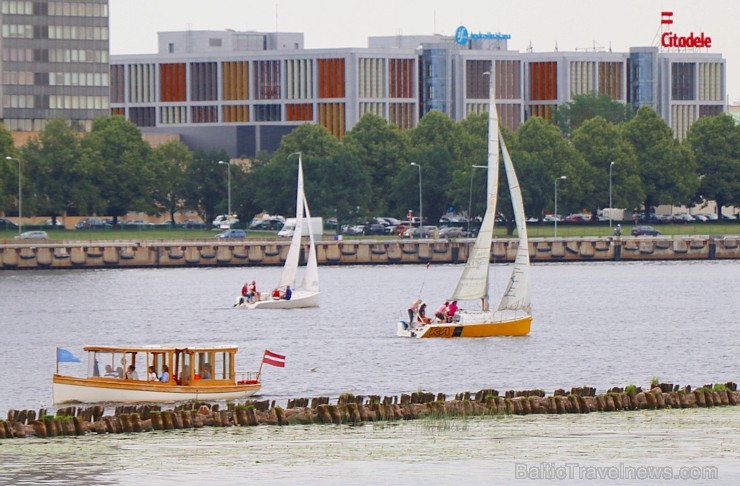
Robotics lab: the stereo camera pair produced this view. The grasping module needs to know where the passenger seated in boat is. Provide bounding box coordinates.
[148,366,158,381]
[160,365,170,383]
[446,301,459,322]
[247,281,259,303]
[104,365,122,378]
[417,303,431,324]
[272,288,281,300]
[201,363,212,380]
[126,365,139,380]
[235,281,250,306]
[282,285,292,300]
[435,301,449,322]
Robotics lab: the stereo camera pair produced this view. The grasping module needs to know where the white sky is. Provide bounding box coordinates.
[109,0,739,103]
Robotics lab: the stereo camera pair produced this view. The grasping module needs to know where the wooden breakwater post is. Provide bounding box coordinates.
[1,381,737,440]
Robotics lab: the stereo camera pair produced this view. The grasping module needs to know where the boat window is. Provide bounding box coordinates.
[97,351,126,378]
[195,351,213,380]
[215,351,231,380]
[88,351,101,377]
[147,352,169,381]
[178,352,191,385]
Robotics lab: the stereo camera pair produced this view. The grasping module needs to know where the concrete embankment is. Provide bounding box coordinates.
[1,381,736,439]
[2,235,739,269]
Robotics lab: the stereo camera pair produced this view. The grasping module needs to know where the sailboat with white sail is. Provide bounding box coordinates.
[238,153,320,309]
[397,75,532,338]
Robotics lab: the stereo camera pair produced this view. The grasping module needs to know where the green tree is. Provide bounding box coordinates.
[623,107,699,212]
[571,116,644,219]
[0,124,19,215]
[151,140,192,224]
[80,116,155,223]
[183,148,231,226]
[512,117,593,221]
[342,113,407,214]
[20,119,93,223]
[687,114,740,219]
[556,94,634,137]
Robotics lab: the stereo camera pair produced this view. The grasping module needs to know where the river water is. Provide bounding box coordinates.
[1,261,739,483]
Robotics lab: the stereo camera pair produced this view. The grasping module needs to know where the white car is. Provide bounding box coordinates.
[212,214,239,228]
[14,230,48,240]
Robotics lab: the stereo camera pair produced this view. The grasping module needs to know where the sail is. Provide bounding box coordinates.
[450,77,500,303]
[497,133,532,313]
[278,156,305,289]
[300,192,319,292]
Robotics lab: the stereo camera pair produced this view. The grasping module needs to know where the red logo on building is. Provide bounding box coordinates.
[660,11,712,49]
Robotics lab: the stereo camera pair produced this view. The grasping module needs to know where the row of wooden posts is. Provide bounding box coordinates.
[1,382,736,439]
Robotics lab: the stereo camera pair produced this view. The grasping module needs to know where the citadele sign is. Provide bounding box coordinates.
[660,11,712,48]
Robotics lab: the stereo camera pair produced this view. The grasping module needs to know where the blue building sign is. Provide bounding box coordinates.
[455,25,511,45]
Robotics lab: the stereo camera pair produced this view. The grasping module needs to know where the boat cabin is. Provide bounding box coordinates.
[83,345,243,385]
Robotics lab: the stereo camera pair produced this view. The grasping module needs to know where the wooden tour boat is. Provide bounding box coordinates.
[53,345,270,404]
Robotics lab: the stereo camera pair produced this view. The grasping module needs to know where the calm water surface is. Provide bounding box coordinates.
[1,261,739,483]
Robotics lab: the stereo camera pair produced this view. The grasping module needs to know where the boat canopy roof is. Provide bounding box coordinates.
[83,345,239,353]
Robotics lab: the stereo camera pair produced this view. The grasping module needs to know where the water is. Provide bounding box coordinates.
[1,261,739,483]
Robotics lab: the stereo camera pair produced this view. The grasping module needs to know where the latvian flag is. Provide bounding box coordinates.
[661,11,673,25]
[263,349,286,367]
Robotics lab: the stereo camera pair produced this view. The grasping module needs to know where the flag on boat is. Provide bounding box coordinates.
[262,350,286,367]
[57,348,80,363]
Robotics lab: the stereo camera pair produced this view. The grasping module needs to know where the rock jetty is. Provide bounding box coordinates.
[1,381,736,440]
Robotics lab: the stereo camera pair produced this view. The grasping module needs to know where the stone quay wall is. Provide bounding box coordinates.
[1,236,739,270]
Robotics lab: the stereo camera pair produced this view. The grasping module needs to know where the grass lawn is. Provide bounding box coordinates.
[1,223,738,242]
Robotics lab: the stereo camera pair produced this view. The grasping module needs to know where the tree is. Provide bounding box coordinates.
[80,116,155,223]
[0,124,18,215]
[623,107,699,212]
[687,114,740,219]
[342,113,407,214]
[556,94,634,137]
[571,117,644,219]
[512,117,593,221]
[151,140,192,224]
[20,119,92,223]
[183,148,231,226]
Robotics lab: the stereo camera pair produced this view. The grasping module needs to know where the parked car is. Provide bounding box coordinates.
[363,223,386,236]
[75,217,112,230]
[693,214,708,222]
[401,225,438,239]
[14,230,48,240]
[121,219,153,227]
[439,226,465,238]
[564,213,592,223]
[212,214,239,228]
[214,229,247,238]
[631,225,661,236]
[670,213,694,224]
[43,219,64,226]
[183,219,207,229]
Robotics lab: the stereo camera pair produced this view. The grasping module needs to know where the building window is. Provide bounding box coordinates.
[209,38,222,47]
[254,104,281,121]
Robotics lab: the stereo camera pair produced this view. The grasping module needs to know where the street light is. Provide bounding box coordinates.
[468,165,487,234]
[554,175,567,239]
[609,161,615,229]
[5,156,21,235]
[218,160,231,226]
[410,162,422,238]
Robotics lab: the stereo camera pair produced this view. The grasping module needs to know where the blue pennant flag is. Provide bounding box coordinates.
[57,348,81,363]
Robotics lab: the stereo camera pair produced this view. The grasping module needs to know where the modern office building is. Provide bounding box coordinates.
[0,0,110,132]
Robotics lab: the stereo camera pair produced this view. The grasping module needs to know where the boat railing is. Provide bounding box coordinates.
[235,371,260,385]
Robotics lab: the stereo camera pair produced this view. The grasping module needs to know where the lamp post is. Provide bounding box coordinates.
[468,165,487,234]
[6,156,21,235]
[218,160,231,226]
[410,162,422,238]
[609,161,615,229]
[554,175,567,239]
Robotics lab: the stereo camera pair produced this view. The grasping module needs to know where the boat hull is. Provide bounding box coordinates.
[52,375,261,404]
[241,291,319,309]
[397,315,532,338]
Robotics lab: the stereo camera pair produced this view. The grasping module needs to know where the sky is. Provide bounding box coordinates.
[109,0,739,103]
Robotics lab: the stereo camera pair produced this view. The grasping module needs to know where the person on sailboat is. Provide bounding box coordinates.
[417,303,431,324]
[408,299,422,326]
[447,301,458,322]
[435,301,449,322]
[247,281,259,303]
[282,285,292,300]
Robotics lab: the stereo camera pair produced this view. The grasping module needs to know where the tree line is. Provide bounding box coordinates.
[0,96,738,228]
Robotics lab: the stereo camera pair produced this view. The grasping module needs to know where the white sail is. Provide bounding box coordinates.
[300,192,319,292]
[497,133,531,313]
[450,75,499,305]
[278,155,305,289]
